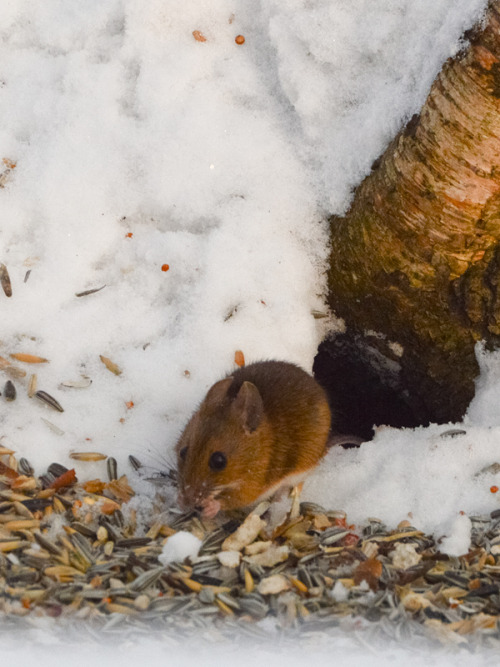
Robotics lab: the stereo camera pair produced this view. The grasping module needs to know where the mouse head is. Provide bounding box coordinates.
[175,376,272,518]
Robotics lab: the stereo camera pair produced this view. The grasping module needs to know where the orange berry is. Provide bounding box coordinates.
[161,264,170,272]
[491,486,499,493]
[235,35,245,45]
[193,30,207,42]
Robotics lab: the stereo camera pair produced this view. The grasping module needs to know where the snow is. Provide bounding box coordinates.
[4,635,498,667]
[0,0,494,663]
[158,530,202,564]
[303,412,500,556]
[439,514,473,557]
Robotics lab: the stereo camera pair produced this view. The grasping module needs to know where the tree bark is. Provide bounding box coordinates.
[323,1,500,431]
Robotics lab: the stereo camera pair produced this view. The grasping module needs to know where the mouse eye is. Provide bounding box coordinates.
[209,451,227,471]
[179,446,188,461]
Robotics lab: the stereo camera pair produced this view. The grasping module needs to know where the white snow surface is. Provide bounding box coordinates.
[158,530,202,565]
[0,0,495,662]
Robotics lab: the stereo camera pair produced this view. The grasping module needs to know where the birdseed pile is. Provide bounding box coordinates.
[1,446,500,651]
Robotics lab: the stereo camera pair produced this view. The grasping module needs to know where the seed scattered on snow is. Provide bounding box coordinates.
[27,374,37,398]
[5,366,26,379]
[69,452,107,462]
[476,462,500,477]
[34,390,64,412]
[0,447,15,456]
[40,417,65,435]
[60,377,92,389]
[10,353,48,364]
[128,455,142,471]
[75,285,106,297]
[0,263,12,297]
[4,380,16,401]
[99,355,122,376]
[440,429,467,439]
[107,457,118,481]
[192,30,207,42]
[234,350,245,367]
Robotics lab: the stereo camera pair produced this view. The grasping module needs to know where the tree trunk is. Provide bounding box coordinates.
[320,1,500,435]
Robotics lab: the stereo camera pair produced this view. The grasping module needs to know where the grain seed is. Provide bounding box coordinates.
[99,355,122,376]
[69,452,107,462]
[40,418,65,435]
[75,285,106,298]
[27,374,37,398]
[10,354,48,364]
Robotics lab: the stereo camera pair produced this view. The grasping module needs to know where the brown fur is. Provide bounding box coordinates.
[175,361,331,513]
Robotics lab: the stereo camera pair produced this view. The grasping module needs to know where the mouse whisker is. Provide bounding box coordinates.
[131,445,178,482]
[211,480,241,498]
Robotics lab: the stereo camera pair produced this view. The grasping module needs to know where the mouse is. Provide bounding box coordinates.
[175,360,355,518]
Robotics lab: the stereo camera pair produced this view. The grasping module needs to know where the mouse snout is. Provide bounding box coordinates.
[177,481,205,510]
[177,484,197,512]
[177,483,222,518]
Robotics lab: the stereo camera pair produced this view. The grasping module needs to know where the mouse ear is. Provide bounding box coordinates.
[233,381,264,433]
[204,377,234,410]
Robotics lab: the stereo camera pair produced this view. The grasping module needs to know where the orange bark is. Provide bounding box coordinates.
[326,2,500,427]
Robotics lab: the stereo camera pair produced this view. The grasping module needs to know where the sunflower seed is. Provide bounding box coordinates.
[107,457,118,481]
[129,566,165,592]
[440,429,466,438]
[40,418,65,435]
[320,528,350,546]
[0,263,12,297]
[75,285,106,297]
[35,391,64,412]
[60,377,92,389]
[128,455,142,471]
[4,381,16,401]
